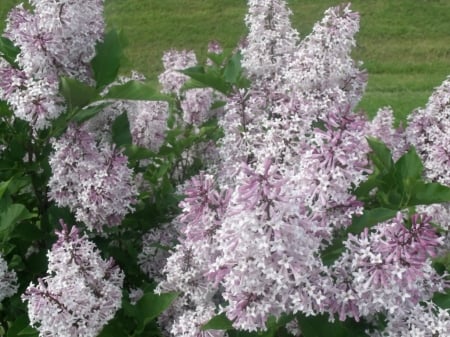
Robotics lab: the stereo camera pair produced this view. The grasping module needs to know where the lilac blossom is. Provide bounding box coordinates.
[138,223,178,282]
[370,301,450,337]
[366,106,408,161]
[128,100,169,151]
[155,1,450,335]
[157,2,373,333]
[22,222,124,337]
[284,3,367,108]
[207,40,223,55]
[0,254,18,302]
[407,76,450,186]
[180,88,214,125]
[241,0,299,80]
[407,77,450,231]
[328,212,445,321]
[0,0,105,129]
[158,49,197,95]
[156,173,231,337]
[48,125,138,231]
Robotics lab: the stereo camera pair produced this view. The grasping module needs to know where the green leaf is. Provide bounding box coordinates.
[0,204,35,239]
[394,146,423,186]
[103,80,167,101]
[91,29,123,89]
[207,53,226,67]
[0,178,12,199]
[124,144,155,162]
[366,137,394,174]
[182,67,231,94]
[320,238,345,267]
[60,77,99,109]
[433,290,450,309]
[97,315,127,337]
[0,36,20,67]
[211,100,227,110]
[134,291,178,333]
[6,315,36,337]
[17,326,38,336]
[224,52,242,84]
[112,112,132,148]
[71,102,109,124]
[348,208,398,234]
[202,313,234,331]
[297,313,369,337]
[409,182,450,206]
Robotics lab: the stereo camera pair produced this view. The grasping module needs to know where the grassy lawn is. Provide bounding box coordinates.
[1,0,450,120]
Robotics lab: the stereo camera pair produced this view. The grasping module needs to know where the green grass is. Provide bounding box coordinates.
[2,0,450,120]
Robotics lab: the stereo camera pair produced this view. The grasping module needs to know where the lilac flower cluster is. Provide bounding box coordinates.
[372,301,450,337]
[0,0,105,129]
[22,222,124,337]
[138,223,178,282]
[48,125,138,231]
[0,254,18,302]
[158,50,198,95]
[407,77,450,231]
[156,1,450,336]
[329,212,444,321]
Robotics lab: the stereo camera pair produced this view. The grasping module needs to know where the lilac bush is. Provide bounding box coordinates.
[0,0,450,337]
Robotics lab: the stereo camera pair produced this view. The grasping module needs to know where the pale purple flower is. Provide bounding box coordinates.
[207,40,223,55]
[181,88,214,125]
[155,1,449,335]
[367,106,408,161]
[370,301,450,337]
[407,76,450,186]
[48,125,138,231]
[158,50,197,95]
[406,76,450,230]
[138,223,178,282]
[285,3,367,107]
[241,0,299,80]
[0,254,18,302]
[329,212,445,321]
[1,0,105,129]
[128,100,169,151]
[22,222,124,337]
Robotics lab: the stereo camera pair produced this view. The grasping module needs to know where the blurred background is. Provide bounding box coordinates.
[1,0,450,120]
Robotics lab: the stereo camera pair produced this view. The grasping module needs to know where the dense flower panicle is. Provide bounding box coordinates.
[155,1,450,336]
[0,59,64,130]
[285,4,367,107]
[366,107,408,161]
[407,77,450,230]
[294,100,370,235]
[1,0,105,129]
[0,254,18,302]
[6,0,104,80]
[370,301,450,337]
[22,222,124,337]
[128,100,169,151]
[241,0,299,80]
[158,50,198,94]
[138,223,178,282]
[156,174,231,336]
[158,298,226,337]
[181,88,214,125]
[407,76,450,185]
[329,212,445,321]
[158,3,374,333]
[48,126,138,231]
